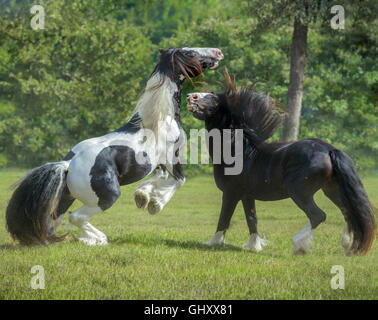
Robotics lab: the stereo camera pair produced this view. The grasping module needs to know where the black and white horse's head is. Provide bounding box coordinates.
[155,47,224,82]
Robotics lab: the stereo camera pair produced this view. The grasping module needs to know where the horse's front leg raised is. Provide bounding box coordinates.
[134,165,168,210]
[146,163,185,215]
[204,191,239,246]
[134,126,186,214]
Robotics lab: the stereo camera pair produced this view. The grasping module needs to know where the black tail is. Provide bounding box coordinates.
[6,162,69,246]
[329,149,376,254]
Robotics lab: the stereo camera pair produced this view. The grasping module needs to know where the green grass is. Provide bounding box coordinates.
[0,168,377,300]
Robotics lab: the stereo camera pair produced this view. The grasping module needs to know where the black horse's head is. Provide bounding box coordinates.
[187,87,283,146]
[156,47,224,81]
[187,74,283,145]
[186,92,221,121]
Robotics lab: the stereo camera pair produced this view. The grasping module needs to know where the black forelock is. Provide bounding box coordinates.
[152,48,202,83]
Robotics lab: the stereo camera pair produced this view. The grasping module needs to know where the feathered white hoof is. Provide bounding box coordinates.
[147,198,163,215]
[77,226,108,246]
[243,233,268,251]
[292,221,314,255]
[79,234,108,246]
[341,224,354,255]
[203,231,225,246]
[134,190,150,209]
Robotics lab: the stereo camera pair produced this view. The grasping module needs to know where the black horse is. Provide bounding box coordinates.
[186,79,376,255]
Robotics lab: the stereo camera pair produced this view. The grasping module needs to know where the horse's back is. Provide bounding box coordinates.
[246,139,334,200]
[278,138,334,188]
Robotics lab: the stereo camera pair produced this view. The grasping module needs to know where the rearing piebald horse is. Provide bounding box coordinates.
[6,47,224,246]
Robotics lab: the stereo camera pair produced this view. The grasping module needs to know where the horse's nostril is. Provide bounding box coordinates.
[187,93,199,102]
[215,49,224,59]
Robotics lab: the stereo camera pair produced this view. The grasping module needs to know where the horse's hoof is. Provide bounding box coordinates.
[202,240,225,246]
[292,222,313,255]
[134,191,149,209]
[78,236,108,246]
[242,243,263,251]
[202,231,226,246]
[243,234,267,251]
[148,198,163,215]
[293,248,307,255]
[341,224,354,255]
[292,240,312,255]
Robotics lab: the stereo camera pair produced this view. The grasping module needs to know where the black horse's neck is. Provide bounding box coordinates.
[204,109,263,164]
[205,111,233,163]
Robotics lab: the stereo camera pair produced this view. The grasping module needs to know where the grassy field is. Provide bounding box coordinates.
[0,168,377,300]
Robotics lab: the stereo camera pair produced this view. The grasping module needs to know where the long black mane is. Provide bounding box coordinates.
[212,85,283,150]
[152,48,203,83]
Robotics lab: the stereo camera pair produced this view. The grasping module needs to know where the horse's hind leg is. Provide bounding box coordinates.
[46,186,75,242]
[68,205,107,245]
[54,186,75,229]
[68,172,121,246]
[241,196,267,251]
[288,188,327,254]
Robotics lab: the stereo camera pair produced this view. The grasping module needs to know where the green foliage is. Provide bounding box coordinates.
[0,0,376,171]
[166,0,377,170]
[0,0,154,165]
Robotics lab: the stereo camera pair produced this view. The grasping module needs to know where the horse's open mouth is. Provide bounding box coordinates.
[209,61,219,69]
[187,103,196,112]
[187,102,201,114]
[201,60,220,70]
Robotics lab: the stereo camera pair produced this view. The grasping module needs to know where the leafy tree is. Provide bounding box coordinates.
[0,0,376,173]
[0,0,154,165]
[165,0,377,170]
[249,0,377,143]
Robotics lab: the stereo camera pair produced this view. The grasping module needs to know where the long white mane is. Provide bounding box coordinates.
[133,72,177,135]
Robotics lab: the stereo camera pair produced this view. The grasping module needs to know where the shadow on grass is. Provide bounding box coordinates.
[162,239,243,252]
[0,243,22,251]
[111,235,243,252]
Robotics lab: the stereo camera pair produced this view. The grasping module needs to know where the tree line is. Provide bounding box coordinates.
[0,0,376,173]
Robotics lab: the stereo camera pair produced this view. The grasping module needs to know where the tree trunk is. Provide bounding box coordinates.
[281,16,308,142]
